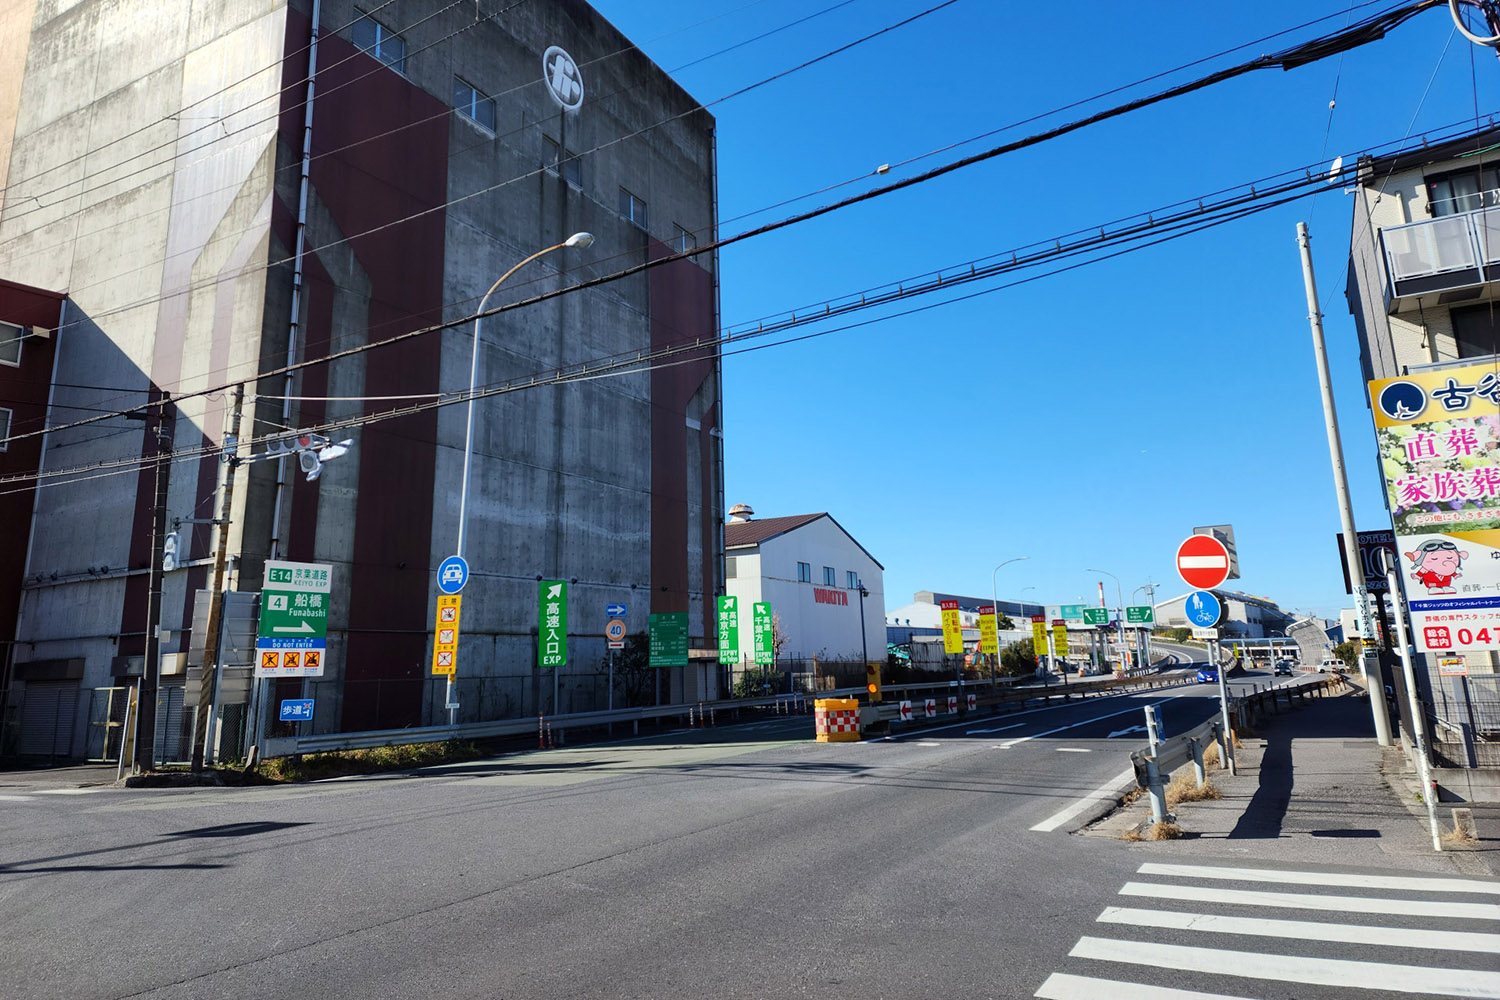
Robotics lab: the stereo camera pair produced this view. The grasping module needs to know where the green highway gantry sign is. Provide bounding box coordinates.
[1082,607,1109,626]
[1060,604,1087,621]
[649,612,689,668]
[1126,605,1155,625]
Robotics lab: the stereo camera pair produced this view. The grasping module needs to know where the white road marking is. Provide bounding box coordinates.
[0,794,35,802]
[1035,972,1255,1000]
[966,723,1025,735]
[916,742,942,747]
[1028,767,1135,833]
[1137,861,1500,896]
[1056,748,1092,753]
[1099,905,1500,954]
[35,788,100,796]
[1069,935,1500,997]
[1119,881,1500,921]
[1000,692,1192,749]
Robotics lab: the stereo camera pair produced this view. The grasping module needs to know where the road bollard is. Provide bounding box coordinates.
[710,706,716,726]
[545,721,554,748]
[538,715,545,749]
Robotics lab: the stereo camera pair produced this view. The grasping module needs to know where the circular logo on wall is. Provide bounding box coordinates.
[1375,380,1428,422]
[543,46,584,111]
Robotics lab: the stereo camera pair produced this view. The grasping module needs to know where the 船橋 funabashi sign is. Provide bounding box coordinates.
[255,560,331,678]
[538,580,568,668]
[717,596,740,665]
[978,606,999,655]
[752,602,774,665]
[1371,363,1500,652]
[940,600,963,654]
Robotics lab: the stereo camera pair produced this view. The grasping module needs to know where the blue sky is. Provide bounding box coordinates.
[590,0,1493,619]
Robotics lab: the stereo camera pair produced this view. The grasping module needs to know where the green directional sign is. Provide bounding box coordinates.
[752,602,774,666]
[1082,607,1109,626]
[256,560,331,678]
[1126,605,1155,625]
[1060,604,1087,621]
[538,580,568,668]
[649,612,689,668]
[716,595,740,665]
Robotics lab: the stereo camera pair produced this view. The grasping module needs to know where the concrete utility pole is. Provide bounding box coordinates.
[1297,221,1393,747]
[135,393,174,773]
[191,384,243,771]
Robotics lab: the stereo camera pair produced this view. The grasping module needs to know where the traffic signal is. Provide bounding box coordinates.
[161,531,181,572]
[865,661,882,702]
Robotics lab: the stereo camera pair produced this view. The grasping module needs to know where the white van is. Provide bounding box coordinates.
[1318,656,1342,672]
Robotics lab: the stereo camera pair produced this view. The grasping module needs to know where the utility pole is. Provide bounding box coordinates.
[134,393,173,773]
[1297,221,1393,747]
[191,384,243,771]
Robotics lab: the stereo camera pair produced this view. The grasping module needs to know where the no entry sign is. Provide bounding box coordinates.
[1176,534,1231,590]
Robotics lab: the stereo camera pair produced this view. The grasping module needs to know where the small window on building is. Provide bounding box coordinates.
[1451,302,1500,359]
[822,566,835,586]
[452,77,495,132]
[0,406,11,451]
[352,10,405,73]
[797,561,811,583]
[542,136,560,173]
[560,150,581,188]
[846,571,858,589]
[0,322,22,366]
[672,224,696,253]
[726,556,737,579]
[619,187,648,229]
[1427,165,1500,217]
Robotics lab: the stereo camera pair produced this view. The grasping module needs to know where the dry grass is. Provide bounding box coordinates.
[1166,772,1223,808]
[1442,827,1479,848]
[1119,826,1143,842]
[254,739,481,783]
[1145,821,1183,840]
[1120,785,1145,807]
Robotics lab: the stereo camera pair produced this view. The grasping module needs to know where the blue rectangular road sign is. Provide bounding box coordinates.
[605,603,627,617]
[279,699,314,722]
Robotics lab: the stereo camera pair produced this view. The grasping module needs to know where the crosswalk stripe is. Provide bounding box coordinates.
[1070,935,1500,997]
[1099,905,1500,954]
[1138,861,1500,896]
[1119,881,1500,921]
[1035,972,1257,1000]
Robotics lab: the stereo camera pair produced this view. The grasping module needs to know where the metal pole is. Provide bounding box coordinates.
[1383,555,1444,851]
[134,395,172,773]
[1297,221,1392,747]
[608,648,615,712]
[191,385,243,771]
[1214,637,1236,774]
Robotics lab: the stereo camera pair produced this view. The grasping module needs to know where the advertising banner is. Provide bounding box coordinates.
[940,600,963,654]
[978,606,999,655]
[1370,363,1500,652]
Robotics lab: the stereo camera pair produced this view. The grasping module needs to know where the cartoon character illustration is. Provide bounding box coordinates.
[1406,539,1468,595]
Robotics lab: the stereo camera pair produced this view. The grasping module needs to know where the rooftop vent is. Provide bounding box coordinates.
[727,503,754,524]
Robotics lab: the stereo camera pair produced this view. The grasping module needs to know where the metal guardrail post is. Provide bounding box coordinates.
[1144,755,1169,825]
[1144,704,1160,754]
[1189,736,1207,789]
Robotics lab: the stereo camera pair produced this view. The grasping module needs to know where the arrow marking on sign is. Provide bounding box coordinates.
[273,621,316,634]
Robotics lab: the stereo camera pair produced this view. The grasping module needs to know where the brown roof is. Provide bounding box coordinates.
[724,512,885,570]
[724,513,826,548]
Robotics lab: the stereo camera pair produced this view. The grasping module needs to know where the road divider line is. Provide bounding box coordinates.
[1056,748,1092,753]
[1118,881,1500,920]
[1098,905,1500,953]
[0,794,34,802]
[1000,692,1191,750]
[1034,972,1255,1000]
[966,723,1025,735]
[1068,935,1500,997]
[1136,861,1500,896]
[1029,767,1136,833]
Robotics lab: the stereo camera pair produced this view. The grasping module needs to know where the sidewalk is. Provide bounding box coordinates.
[1083,688,1500,877]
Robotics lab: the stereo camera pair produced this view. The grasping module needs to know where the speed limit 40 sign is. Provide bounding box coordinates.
[605,618,626,649]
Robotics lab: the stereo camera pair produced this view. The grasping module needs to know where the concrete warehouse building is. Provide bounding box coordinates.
[723,505,885,665]
[0,0,721,760]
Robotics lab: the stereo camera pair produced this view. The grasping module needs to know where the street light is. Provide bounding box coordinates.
[857,581,870,667]
[456,232,595,560]
[1086,568,1125,673]
[991,557,1029,683]
[449,232,594,726]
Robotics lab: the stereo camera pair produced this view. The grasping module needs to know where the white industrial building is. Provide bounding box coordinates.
[723,505,884,664]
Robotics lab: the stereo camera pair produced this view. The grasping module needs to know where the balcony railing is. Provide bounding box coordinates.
[1382,205,1500,302]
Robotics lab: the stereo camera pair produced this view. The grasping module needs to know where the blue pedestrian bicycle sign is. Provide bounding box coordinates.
[437,555,469,595]
[1184,590,1223,628]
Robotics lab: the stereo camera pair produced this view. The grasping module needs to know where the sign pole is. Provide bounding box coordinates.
[1213,637,1236,775]
[1382,553,1444,851]
[1298,220,1392,747]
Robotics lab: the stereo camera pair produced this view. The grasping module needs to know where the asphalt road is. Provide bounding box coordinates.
[3,669,1490,1000]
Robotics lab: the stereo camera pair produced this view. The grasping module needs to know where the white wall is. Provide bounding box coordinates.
[726,516,884,662]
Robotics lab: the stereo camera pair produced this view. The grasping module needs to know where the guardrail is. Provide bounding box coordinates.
[258,666,1201,760]
[866,669,1198,730]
